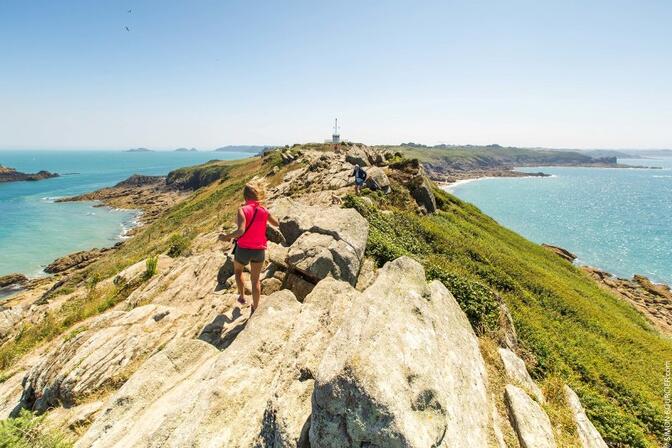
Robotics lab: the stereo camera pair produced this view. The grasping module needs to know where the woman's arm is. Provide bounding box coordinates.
[219,208,246,241]
[267,212,279,227]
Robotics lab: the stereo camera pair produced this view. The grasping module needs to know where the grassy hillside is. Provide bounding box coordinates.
[382,143,607,171]
[345,176,670,447]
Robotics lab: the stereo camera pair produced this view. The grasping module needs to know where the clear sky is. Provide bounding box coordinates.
[1,0,670,150]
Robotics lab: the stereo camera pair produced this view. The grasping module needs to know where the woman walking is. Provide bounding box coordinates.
[220,183,279,314]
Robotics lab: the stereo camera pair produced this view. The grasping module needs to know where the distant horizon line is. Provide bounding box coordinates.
[0,143,670,152]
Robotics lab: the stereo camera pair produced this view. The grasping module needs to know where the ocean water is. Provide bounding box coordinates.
[446,158,672,285]
[0,150,251,277]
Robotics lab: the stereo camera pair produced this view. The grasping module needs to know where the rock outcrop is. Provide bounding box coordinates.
[310,257,491,447]
[70,257,497,447]
[365,166,391,193]
[498,347,545,403]
[271,198,368,288]
[564,385,608,448]
[541,243,577,263]
[16,304,187,414]
[43,249,106,274]
[505,384,556,448]
[0,273,28,289]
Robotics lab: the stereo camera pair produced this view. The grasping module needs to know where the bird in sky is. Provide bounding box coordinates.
[125,26,130,32]
[128,9,132,13]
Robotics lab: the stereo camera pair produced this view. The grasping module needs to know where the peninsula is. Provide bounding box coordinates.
[387,143,650,183]
[0,143,667,447]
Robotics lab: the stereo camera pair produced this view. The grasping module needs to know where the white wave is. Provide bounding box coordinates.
[41,196,63,203]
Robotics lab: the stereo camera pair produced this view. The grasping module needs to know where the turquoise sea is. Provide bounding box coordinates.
[446,157,672,285]
[0,150,250,278]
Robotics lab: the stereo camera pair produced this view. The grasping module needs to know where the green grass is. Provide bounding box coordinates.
[346,184,671,447]
[0,410,72,448]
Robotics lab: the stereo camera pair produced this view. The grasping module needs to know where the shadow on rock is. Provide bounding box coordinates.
[197,307,249,351]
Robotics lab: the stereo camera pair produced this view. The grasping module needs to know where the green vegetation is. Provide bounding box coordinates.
[0,410,71,448]
[381,143,605,171]
[346,179,670,447]
[166,232,192,257]
[144,256,159,279]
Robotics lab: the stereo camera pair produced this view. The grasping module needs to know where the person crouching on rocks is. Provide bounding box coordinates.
[219,183,279,315]
[353,164,367,195]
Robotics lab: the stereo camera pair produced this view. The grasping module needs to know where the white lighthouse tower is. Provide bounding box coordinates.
[332,118,340,144]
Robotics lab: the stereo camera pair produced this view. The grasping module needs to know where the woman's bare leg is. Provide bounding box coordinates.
[234,260,246,304]
[250,261,263,313]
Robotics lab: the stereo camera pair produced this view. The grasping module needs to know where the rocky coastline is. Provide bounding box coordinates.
[0,174,188,299]
[0,165,58,183]
[56,174,186,234]
[541,243,672,334]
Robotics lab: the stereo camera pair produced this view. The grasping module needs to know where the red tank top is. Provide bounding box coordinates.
[236,200,269,250]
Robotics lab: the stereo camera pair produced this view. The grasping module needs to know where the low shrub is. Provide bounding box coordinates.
[167,233,191,258]
[144,256,159,279]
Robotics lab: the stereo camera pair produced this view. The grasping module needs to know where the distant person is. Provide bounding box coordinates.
[353,164,367,195]
[219,183,279,315]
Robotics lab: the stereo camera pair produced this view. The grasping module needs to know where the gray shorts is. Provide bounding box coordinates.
[234,247,266,265]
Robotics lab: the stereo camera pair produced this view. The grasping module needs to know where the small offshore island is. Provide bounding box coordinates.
[0,164,58,183]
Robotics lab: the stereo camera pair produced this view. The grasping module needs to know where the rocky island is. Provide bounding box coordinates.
[125,148,153,153]
[0,165,58,183]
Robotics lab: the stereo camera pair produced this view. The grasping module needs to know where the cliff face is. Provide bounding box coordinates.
[0,164,58,183]
[0,144,656,447]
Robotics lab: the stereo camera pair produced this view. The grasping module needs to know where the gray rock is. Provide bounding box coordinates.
[77,283,357,447]
[0,273,28,288]
[365,166,391,193]
[284,272,315,302]
[261,277,283,295]
[355,257,378,291]
[271,199,368,286]
[345,147,371,167]
[17,304,186,413]
[271,198,368,261]
[498,347,545,403]
[505,384,557,448]
[411,177,437,214]
[217,253,235,285]
[310,257,491,448]
[564,385,608,448]
[267,241,289,269]
[266,224,286,245]
[287,232,360,285]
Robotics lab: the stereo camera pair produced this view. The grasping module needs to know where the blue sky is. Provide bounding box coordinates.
[1,0,670,149]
